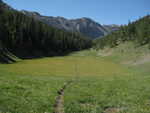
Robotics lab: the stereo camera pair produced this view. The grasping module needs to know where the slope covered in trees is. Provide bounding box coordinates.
[94,15,150,49]
[0,1,92,63]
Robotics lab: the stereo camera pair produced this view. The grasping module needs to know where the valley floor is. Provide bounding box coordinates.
[0,48,150,113]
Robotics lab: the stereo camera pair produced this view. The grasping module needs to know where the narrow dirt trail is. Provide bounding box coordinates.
[53,58,79,113]
[53,80,73,113]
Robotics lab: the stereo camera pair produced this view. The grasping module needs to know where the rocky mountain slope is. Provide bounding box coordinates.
[21,10,119,39]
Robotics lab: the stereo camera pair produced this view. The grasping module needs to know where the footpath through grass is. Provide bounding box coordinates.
[0,49,150,113]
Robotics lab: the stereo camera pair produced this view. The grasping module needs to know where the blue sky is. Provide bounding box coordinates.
[4,0,150,25]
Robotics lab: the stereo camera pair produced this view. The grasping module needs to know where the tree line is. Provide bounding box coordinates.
[94,15,150,49]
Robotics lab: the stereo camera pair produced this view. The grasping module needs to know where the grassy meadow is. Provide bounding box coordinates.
[0,45,150,113]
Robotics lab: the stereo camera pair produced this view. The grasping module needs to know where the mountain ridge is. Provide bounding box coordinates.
[21,10,119,39]
[0,0,120,39]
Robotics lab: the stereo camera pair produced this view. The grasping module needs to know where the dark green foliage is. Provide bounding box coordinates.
[94,15,150,49]
[0,2,92,62]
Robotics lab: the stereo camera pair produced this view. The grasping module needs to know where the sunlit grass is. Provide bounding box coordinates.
[0,49,150,113]
[0,55,129,77]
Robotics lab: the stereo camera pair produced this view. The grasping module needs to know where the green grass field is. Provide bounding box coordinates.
[0,46,150,113]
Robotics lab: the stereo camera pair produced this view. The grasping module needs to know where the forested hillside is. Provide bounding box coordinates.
[0,1,92,63]
[94,15,150,49]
